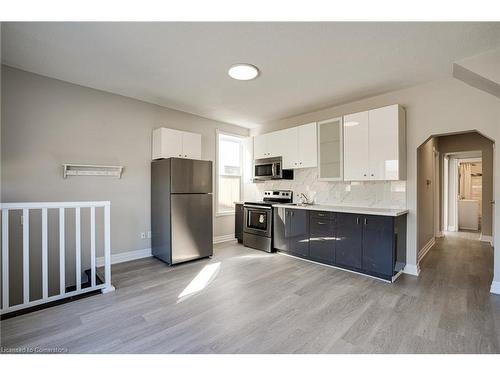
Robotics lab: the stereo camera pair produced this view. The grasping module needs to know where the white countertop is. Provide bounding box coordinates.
[272,203,409,217]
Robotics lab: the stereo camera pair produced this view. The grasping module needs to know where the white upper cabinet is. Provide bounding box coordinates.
[343,104,406,181]
[152,127,202,160]
[343,111,370,180]
[296,123,317,169]
[181,131,202,159]
[318,117,343,180]
[368,105,406,180]
[253,123,317,170]
[277,127,298,169]
[253,133,272,159]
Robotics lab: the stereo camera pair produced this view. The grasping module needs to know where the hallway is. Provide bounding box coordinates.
[414,233,499,352]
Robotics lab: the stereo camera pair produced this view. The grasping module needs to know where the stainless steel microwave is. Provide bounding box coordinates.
[253,157,294,181]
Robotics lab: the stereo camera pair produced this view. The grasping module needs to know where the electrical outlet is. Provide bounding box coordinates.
[140,232,146,239]
[147,231,152,239]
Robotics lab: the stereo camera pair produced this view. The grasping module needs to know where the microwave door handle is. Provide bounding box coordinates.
[271,163,276,178]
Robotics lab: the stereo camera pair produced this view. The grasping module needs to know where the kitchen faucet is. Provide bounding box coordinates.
[299,192,312,205]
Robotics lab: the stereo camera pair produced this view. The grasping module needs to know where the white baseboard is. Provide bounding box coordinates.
[96,248,152,267]
[435,231,444,238]
[97,235,236,267]
[213,234,236,244]
[448,225,456,232]
[403,263,420,276]
[490,281,500,295]
[480,234,493,246]
[418,237,436,263]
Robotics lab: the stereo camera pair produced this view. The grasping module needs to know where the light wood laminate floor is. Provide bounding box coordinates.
[1,234,499,353]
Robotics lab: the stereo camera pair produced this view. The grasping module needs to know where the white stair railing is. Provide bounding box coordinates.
[0,201,114,315]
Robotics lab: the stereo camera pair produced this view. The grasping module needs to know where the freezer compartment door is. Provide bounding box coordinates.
[171,193,213,264]
[171,158,213,194]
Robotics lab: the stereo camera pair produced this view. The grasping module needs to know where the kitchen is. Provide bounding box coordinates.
[1,19,500,361]
[235,104,408,282]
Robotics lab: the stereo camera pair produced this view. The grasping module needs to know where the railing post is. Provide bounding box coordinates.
[101,202,115,293]
[42,208,48,299]
[90,206,96,288]
[75,207,81,291]
[2,208,9,310]
[59,207,65,295]
[22,208,30,304]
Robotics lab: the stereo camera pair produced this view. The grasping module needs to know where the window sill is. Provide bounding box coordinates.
[216,211,236,217]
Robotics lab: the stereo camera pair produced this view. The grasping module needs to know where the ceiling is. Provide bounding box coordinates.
[2,22,499,128]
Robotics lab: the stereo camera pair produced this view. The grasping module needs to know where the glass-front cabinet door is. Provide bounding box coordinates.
[317,117,343,180]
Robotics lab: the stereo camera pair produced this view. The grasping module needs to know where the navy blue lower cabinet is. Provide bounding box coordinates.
[309,215,335,264]
[361,215,395,278]
[273,208,309,257]
[273,207,289,252]
[335,213,363,270]
[288,209,310,258]
[272,208,407,282]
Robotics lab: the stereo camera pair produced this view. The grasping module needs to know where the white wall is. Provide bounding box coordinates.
[253,77,500,282]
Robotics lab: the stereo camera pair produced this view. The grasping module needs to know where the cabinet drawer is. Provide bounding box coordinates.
[309,239,334,264]
[310,218,334,237]
[310,210,334,220]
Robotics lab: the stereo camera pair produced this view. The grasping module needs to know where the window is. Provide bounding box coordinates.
[216,131,243,215]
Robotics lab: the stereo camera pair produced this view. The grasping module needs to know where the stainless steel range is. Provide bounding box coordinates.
[243,190,293,252]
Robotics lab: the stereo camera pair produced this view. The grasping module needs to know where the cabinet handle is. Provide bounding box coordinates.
[363,174,367,177]
[317,221,326,225]
[178,154,181,157]
[370,174,374,177]
[356,217,360,225]
[317,213,326,217]
[184,155,187,157]
[364,218,367,225]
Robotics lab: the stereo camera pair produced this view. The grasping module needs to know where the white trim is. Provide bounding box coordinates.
[435,231,444,238]
[491,281,500,295]
[403,263,420,276]
[418,237,436,263]
[96,248,152,267]
[215,129,245,216]
[480,234,493,246]
[213,234,236,244]
[215,211,235,217]
[448,225,457,232]
[1,201,110,209]
[392,270,404,282]
[278,252,392,283]
[0,285,105,314]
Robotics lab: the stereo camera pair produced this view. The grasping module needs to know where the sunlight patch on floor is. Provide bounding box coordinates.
[177,262,221,302]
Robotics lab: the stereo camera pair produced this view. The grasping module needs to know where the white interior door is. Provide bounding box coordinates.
[343,111,369,181]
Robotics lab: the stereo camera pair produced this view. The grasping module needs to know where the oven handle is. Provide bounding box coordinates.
[244,205,272,210]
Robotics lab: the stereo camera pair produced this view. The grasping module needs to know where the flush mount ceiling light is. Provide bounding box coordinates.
[228,64,259,80]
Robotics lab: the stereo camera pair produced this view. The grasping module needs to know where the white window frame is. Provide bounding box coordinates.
[215,129,244,216]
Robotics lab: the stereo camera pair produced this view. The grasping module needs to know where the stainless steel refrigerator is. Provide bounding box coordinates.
[151,158,213,265]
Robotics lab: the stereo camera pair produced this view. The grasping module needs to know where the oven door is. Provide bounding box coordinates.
[243,205,272,237]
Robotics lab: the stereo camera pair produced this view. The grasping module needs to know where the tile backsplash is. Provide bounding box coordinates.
[245,168,406,209]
